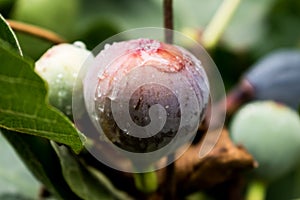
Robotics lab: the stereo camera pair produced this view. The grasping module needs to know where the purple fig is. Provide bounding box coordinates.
[226,49,300,115]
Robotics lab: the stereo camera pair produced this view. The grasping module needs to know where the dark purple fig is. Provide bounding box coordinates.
[226,49,300,114]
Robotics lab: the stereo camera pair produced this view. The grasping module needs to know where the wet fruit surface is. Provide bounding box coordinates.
[84,38,209,154]
[35,42,91,118]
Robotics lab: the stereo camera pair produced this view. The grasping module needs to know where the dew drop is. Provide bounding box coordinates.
[73,41,86,49]
[104,44,111,50]
[170,67,176,72]
[97,106,104,112]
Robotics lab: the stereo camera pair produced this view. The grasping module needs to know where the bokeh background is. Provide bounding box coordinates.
[0,0,299,199]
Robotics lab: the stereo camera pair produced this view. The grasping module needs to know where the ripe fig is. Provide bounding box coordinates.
[84,38,209,155]
[35,42,91,119]
[226,49,300,115]
[230,101,300,181]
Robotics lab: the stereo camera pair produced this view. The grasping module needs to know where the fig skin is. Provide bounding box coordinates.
[85,38,209,154]
[245,49,300,110]
[225,49,300,116]
[230,101,300,181]
[35,42,91,119]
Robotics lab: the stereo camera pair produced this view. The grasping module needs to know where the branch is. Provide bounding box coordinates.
[172,129,256,196]
[7,20,66,44]
[163,0,173,43]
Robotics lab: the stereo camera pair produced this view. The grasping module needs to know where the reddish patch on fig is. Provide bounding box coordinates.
[95,39,196,95]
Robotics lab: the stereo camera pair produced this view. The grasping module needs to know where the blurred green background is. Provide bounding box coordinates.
[1,0,299,89]
[0,0,299,199]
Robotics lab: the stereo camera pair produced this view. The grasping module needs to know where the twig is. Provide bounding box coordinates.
[202,0,241,49]
[163,0,176,198]
[163,0,173,43]
[7,19,66,44]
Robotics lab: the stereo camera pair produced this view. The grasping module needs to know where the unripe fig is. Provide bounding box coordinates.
[35,42,91,118]
[230,101,300,181]
[84,38,209,155]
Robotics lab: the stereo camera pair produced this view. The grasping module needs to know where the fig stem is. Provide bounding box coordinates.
[202,0,241,49]
[163,0,173,43]
[7,19,66,44]
[245,180,267,200]
[133,168,158,194]
[163,0,176,197]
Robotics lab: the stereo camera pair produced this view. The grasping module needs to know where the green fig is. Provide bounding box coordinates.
[35,42,91,119]
[230,101,300,181]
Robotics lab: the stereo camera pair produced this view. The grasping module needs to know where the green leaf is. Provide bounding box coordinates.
[86,167,133,200]
[52,142,133,200]
[0,193,33,200]
[0,43,84,153]
[0,14,22,55]
[0,133,40,199]
[0,15,80,200]
[1,129,81,200]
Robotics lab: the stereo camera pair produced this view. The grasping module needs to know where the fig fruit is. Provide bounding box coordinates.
[225,49,300,115]
[84,38,209,154]
[230,101,300,181]
[245,49,300,109]
[35,42,91,118]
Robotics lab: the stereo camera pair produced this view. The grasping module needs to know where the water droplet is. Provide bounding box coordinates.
[73,41,86,49]
[98,75,105,80]
[104,44,111,50]
[97,106,104,112]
